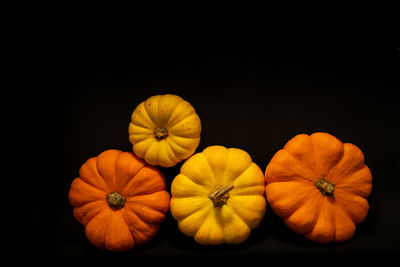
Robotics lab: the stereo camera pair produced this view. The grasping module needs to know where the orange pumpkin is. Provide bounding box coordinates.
[265,132,372,243]
[68,149,170,251]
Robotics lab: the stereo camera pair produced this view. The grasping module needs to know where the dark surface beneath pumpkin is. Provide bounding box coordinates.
[33,28,400,265]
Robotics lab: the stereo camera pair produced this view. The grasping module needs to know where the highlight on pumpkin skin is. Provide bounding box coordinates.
[170,145,267,245]
[128,94,202,167]
[68,149,170,252]
[265,132,372,243]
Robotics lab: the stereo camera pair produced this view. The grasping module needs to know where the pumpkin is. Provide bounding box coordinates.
[265,132,372,243]
[170,145,266,245]
[68,149,170,252]
[128,94,201,167]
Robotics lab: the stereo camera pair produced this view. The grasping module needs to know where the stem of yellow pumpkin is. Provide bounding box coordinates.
[154,127,168,140]
[209,183,234,208]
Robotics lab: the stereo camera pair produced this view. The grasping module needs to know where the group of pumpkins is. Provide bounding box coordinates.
[68,94,373,252]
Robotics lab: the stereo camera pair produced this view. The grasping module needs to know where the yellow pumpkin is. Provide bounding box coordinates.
[170,145,266,245]
[128,94,201,167]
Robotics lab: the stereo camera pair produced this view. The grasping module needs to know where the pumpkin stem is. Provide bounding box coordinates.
[154,127,168,140]
[315,177,335,197]
[209,183,234,208]
[107,192,126,209]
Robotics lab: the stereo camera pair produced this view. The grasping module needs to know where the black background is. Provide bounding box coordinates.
[34,26,400,265]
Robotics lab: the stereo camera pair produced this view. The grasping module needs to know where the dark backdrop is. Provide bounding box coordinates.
[35,31,400,264]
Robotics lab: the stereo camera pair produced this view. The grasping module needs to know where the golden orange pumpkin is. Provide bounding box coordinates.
[265,132,372,243]
[128,94,201,167]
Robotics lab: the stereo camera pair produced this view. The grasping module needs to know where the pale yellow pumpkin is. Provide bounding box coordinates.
[128,94,201,167]
[170,145,266,245]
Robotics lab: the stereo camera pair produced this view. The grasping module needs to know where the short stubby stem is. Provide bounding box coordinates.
[315,177,335,197]
[154,127,168,140]
[209,183,234,208]
[107,192,126,209]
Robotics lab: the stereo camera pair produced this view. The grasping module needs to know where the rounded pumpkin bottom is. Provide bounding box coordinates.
[171,192,264,245]
[280,186,356,243]
[267,176,371,243]
[72,187,170,252]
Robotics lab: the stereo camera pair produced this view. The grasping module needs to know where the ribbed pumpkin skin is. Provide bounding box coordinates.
[128,94,201,167]
[69,149,170,252]
[265,132,372,243]
[170,145,266,245]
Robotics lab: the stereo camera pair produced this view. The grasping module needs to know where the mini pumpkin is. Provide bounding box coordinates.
[69,149,170,252]
[265,132,372,243]
[128,94,201,167]
[170,145,266,245]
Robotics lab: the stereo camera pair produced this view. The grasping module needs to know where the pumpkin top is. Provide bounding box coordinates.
[265,132,372,243]
[170,145,266,245]
[128,94,201,167]
[69,149,170,252]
